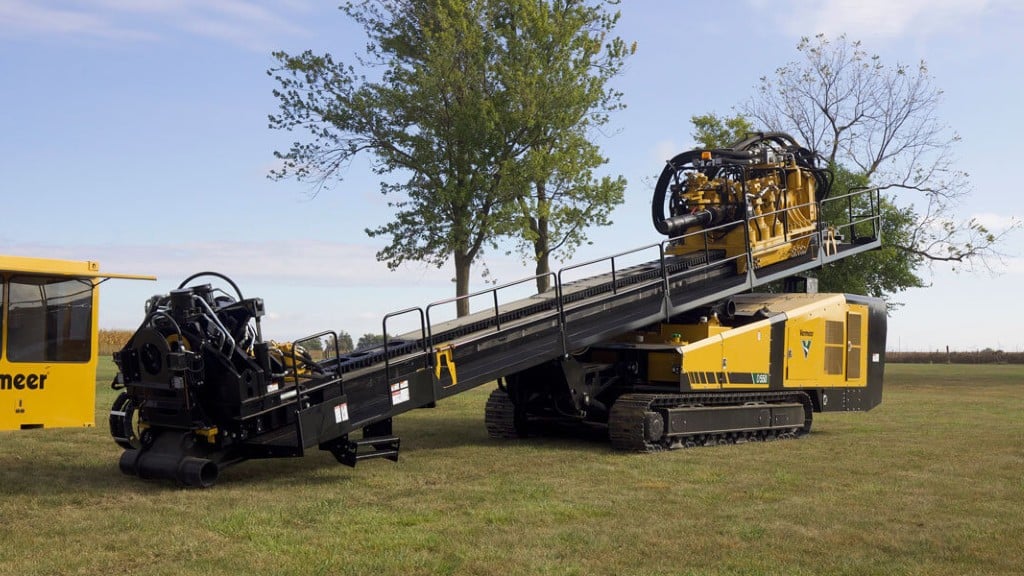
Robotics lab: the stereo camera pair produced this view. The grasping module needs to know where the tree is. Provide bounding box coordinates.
[690,113,754,149]
[816,164,926,298]
[268,0,630,312]
[740,34,1017,271]
[299,336,323,352]
[507,130,626,292]
[337,330,354,354]
[689,113,926,301]
[488,1,631,292]
[356,333,388,349]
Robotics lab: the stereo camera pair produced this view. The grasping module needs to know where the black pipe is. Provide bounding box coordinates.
[652,150,702,236]
[657,210,714,237]
[119,449,219,488]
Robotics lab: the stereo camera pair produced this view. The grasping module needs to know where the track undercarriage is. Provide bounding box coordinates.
[485,388,813,452]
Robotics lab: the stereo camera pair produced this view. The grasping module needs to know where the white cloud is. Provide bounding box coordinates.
[0,0,310,50]
[116,240,450,288]
[0,0,155,40]
[761,0,997,40]
[970,212,1020,233]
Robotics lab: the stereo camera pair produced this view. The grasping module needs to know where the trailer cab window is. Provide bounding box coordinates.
[6,276,94,362]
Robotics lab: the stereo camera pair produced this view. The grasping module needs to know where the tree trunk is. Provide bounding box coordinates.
[533,180,552,293]
[454,250,471,317]
[534,253,551,293]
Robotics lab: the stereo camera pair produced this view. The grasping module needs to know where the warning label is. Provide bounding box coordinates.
[391,380,410,405]
[333,402,349,424]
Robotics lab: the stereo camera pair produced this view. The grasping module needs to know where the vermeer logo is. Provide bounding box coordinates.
[0,373,48,390]
[801,340,812,358]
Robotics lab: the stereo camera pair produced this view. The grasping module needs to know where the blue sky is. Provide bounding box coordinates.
[1,0,1021,351]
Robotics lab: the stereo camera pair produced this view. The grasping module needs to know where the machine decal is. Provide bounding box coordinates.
[334,402,349,424]
[390,380,410,405]
[801,340,812,358]
[0,373,48,390]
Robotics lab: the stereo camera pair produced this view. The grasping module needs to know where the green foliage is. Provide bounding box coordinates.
[356,333,385,349]
[816,197,926,300]
[269,0,631,309]
[815,165,926,301]
[337,330,354,353]
[485,1,632,290]
[506,136,627,290]
[690,113,755,149]
[297,335,324,351]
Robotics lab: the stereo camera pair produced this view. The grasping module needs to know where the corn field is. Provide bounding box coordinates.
[98,329,134,355]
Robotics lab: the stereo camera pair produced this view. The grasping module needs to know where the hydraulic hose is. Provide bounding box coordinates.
[652,149,702,237]
[652,132,831,237]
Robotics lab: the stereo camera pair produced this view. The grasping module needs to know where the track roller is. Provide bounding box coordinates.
[608,392,813,452]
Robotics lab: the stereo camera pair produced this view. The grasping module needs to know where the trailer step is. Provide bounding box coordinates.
[334,435,401,467]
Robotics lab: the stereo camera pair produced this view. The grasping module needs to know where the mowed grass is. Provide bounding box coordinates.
[1,362,1021,576]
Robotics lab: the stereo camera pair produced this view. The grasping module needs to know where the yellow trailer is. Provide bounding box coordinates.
[0,255,153,430]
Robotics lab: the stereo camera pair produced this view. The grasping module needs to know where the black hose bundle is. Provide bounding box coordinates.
[652,132,831,237]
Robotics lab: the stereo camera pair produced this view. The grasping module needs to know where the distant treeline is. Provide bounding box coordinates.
[887,350,1024,364]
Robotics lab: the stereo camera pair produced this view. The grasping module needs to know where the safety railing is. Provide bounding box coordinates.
[821,187,881,246]
[287,329,343,395]
[381,307,427,386]
[335,187,883,389]
[424,272,559,343]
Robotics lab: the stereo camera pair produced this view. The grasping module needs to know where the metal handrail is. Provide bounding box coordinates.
[382,307,427,384]
[556,242,663,295]
[424,272,558,343]
[820,187,882,243]
[369,186,883,387]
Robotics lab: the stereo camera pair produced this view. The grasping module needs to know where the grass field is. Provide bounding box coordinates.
[1,362,1022,576]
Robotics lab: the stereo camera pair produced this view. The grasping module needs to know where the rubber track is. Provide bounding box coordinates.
[484,388,521,439]
[608,391,814,452]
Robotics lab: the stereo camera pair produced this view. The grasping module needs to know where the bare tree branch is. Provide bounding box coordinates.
[741,33,1019,269]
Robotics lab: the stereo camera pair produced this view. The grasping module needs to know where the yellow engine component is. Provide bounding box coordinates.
[267,340,316,377]
[652,132,829,273]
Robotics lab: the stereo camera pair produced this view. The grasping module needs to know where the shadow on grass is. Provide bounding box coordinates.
[398,412,615,454]
[1,414,621,494]
[0,444,359,495]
